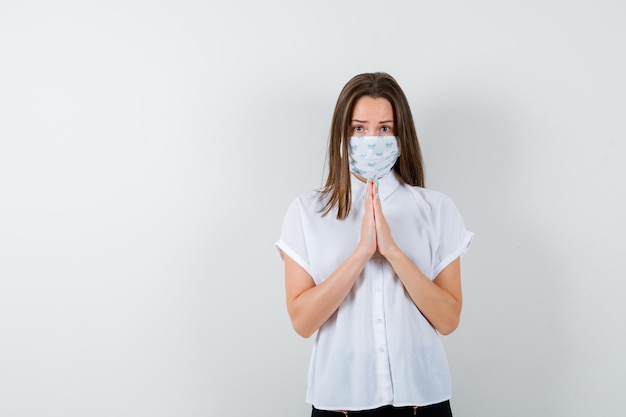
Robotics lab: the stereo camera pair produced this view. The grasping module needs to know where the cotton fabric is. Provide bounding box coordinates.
[348,135,400,179]
[276,172,473,411]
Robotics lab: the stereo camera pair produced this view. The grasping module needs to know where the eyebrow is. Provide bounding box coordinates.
[351,119,394,124]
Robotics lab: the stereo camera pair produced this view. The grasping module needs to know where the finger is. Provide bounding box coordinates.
[372,179,382,216]
[372,178,380,199]
[370,180,375,203]
[372,180,379,213]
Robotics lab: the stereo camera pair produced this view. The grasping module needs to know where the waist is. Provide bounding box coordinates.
[312,401,450,415]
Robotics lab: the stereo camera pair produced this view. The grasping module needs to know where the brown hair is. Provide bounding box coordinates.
[320,72,425,219]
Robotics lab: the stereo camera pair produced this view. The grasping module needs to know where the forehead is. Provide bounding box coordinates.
[351,96,394,121]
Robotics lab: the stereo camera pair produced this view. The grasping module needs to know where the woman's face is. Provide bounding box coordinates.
[350,96,395,137]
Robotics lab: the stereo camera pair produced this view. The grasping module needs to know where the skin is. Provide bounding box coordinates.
[284,96,463,338]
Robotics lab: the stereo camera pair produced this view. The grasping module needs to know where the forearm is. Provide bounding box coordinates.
[288,249,371,338]
[384,247,462,335]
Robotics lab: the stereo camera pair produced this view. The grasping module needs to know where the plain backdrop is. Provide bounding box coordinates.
[1,1,625,416]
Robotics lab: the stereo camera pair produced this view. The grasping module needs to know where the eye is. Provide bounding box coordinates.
[353,125,364,133]
[380,126,391,133]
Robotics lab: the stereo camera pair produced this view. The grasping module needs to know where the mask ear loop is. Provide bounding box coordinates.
[343,135,361,180]
[341,134,352,164]
[391,137,400,177]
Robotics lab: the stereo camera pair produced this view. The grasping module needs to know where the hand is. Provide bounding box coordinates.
[356,179,377,258]
[372,179,398,258]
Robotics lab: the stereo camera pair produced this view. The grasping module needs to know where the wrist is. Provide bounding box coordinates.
[354,243,375,262]
[380,243,402,261]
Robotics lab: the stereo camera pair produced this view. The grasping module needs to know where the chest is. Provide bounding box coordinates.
[304,196,437,283]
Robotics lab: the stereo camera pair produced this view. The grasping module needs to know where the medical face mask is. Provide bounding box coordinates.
[348,135,400,180]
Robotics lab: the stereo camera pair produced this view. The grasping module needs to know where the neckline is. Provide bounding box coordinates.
[350,171,401,203]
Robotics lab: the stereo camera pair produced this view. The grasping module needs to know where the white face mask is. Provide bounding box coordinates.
[348,136,400,179]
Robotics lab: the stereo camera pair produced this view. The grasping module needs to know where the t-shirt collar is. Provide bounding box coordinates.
[351,171,401,203]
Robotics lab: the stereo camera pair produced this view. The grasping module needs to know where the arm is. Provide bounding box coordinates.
[372,182,463,335]
[383,251,462,335]
[284,249,370,338]
[284,180,378,338]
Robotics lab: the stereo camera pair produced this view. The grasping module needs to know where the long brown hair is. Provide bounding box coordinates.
[320,72,425,219]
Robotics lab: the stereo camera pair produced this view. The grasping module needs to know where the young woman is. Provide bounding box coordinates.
[276,73,473,416]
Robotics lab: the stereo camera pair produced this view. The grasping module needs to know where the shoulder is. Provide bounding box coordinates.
[282,189,327,219]
[289,189,325,210]
[401,184,457,211]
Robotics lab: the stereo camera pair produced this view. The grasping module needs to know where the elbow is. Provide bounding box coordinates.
[287,301,320,338]
[437,315,461,336]
[289,314,317,339]
[437,322,458,336]
[293,326,315,339]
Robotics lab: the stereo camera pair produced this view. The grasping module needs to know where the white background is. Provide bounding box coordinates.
[1,1,625,416]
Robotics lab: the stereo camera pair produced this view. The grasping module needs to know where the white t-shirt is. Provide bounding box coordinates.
[276,172,473,411]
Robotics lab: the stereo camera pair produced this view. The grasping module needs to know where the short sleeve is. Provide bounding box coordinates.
[432,195,473,278]
[275,198,313,277]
